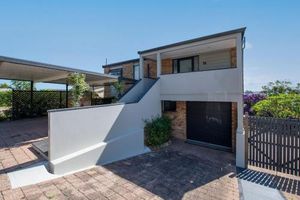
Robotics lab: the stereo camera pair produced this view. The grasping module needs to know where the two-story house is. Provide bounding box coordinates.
[102,27,246,166]
[47,28,246,174]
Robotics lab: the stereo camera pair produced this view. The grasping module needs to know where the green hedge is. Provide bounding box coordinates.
[0,91,12,107]
[253,94,300,119]
[144,116,172,147]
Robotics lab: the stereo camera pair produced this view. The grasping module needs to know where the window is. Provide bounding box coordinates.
[162,101,176,112]
[172,56,199,73]
[109,68,122,77]
[133,64,140,80]
[199,50,231,71]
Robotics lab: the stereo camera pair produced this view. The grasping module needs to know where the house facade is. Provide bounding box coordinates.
[103,28,245,163]
[47,28,246,174]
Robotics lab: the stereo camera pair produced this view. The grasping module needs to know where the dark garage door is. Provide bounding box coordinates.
[187,102,232,148]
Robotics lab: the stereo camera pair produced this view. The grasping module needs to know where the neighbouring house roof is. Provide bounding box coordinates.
[102,58,139,68]
[138,27,246,54]
[0,55,117,86]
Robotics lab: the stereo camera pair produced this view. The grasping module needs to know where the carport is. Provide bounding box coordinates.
[0,55,118,169]
[0,55,117,119]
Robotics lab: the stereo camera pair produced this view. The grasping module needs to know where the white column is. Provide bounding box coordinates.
[235,33,247,168]
[236,33,244,133]
[156,52,161,78]
[139,55,144,80]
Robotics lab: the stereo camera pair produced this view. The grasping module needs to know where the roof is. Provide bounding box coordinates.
[0,55,117,86]
[138,27,246,54]
[102,58,139,68]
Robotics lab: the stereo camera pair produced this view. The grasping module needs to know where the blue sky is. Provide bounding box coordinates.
[0,0,299,90]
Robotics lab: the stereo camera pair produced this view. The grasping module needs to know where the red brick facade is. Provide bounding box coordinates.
[163,101,187,140]
[163,101,237,151]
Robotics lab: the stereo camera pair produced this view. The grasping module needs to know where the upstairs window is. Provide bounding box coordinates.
[109,68,123,77]
[133,64,140,80]
[172,56,199,73]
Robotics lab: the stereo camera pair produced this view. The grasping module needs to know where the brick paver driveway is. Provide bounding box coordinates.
[0,118,47,192]
[0,117,240,200]
[1,118,300,199]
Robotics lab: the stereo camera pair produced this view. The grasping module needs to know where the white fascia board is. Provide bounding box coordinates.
[140,33,240,57]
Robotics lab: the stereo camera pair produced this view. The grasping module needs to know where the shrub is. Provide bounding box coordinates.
[243,93,266,115]
[0,91,12,107]
[144,116,172,147]
[0,108,11,121]
[252,94,300,119]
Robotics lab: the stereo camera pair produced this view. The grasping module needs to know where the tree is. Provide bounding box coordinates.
[112,81,124,99]
[296,83,300,93]
[0,83,9,88]
[243,93,266,115]
[67,73,89,107]
[252,94,300,119]
[10,81,35,90]
[262,80,300,95]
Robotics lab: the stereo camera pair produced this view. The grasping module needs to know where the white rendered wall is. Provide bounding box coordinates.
[160,67,242,102]
[159,33,245,168]
[48,80,161,174]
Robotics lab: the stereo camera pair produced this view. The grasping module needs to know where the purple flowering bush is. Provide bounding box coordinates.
[243,93,266,115]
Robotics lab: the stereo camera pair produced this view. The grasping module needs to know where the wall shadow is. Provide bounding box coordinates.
[104,141,237,200]
[236,168,300,196]
[0,117,47,174]
[0,117,47,148]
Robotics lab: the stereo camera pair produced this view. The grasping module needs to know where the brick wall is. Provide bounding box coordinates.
[161,59,172,74]
[104,61,139,80]
[103,61,137,97]
[144,60,157,78]
[104,58,173,78]
[104,68,109,74]
[122,63,134,79]
[163,101,186,140]
[231,102,237,152]
[163,101,237,152]
[103,85,111,98]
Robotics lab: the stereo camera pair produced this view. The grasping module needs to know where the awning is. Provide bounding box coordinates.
[0,56,117,86]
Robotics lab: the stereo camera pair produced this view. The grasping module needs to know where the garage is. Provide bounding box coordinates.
[187,102,232,150]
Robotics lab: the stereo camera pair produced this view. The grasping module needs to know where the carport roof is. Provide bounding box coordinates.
[0,55,117,86]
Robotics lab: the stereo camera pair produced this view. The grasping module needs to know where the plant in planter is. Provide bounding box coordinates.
[112,80,125,99]
[144,116,172,147]
[67,73,89,107]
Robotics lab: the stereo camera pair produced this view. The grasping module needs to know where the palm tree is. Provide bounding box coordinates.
[112,81,124,99]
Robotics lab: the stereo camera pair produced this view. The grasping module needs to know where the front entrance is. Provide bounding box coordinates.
[187,102,232,149]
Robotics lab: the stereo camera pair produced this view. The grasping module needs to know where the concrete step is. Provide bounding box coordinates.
[32,138,48,160]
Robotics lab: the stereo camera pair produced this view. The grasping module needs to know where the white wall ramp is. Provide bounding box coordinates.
[48,78,161,174]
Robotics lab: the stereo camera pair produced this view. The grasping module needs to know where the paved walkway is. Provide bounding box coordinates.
[0,118,47,192]
[0,118,299,200]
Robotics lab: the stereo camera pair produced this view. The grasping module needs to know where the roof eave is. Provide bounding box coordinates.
[138,27,246,55]
[102,58,139,68]
[0,55,117,80]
